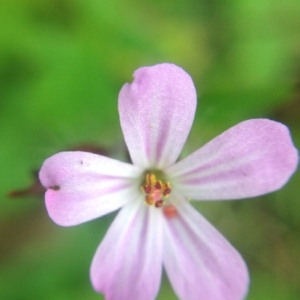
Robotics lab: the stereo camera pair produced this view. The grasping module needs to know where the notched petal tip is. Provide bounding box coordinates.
[49,185,60,191]
[39,151,140,226]
[119,63,197,168]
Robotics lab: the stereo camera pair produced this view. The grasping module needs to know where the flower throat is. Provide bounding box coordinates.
[141,172,171,208]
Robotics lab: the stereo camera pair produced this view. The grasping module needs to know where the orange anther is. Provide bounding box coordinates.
[141,173,171,208]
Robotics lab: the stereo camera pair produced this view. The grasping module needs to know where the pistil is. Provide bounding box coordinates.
[141,173,171,208]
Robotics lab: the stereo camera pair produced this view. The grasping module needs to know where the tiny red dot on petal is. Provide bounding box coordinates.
[163,205,177,218]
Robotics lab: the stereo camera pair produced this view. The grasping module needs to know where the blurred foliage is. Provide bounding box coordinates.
[0,0,299,299]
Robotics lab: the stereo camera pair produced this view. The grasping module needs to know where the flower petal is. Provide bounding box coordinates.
[90,201,163,300]
[118,63,197,168]
[163,197,249,300]
[39,151,141,226]
[167,119,298,200]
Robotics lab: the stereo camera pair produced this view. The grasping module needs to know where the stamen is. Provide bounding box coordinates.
[143,185,151,194]
[155,200,164,208]
[141,172,171,208]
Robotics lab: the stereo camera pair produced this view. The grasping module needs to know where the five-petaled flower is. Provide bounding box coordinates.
[39,63,298,300]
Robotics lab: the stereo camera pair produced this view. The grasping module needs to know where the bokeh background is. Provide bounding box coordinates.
[1,0,299,299]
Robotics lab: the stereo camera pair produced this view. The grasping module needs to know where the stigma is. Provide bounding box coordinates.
[141,173,171,208]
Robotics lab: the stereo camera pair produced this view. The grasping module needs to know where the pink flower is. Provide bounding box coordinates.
[39,63,298,300]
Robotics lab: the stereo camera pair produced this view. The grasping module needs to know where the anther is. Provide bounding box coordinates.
[141,173,171,208]
[155,199,164,208]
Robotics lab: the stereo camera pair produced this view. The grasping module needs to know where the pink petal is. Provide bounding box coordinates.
[118,63,197,168]
[39,151,141,226]
[90,201,163,300]
[167,119,298,200]
[163,197,249,300]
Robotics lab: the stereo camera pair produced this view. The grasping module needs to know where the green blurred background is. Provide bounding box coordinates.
[0,0,299,299]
